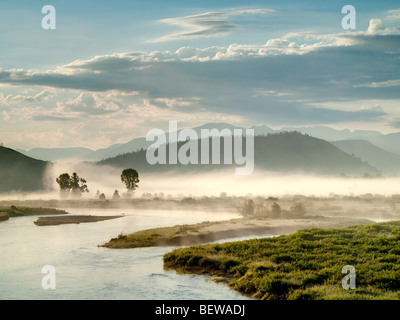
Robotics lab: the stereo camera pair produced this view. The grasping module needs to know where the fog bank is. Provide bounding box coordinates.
[1,160,399,201]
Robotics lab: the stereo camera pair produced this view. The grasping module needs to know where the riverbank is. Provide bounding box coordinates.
[101,215,372,248]
[163,221,400,300]
[0,205,68,222]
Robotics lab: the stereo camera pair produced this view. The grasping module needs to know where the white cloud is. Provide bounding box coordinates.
[57,91,126,115]
[154,97,200,108]
[386,9,400,21]
[149,8,275,42]
[227,8,275,16]
[367,19,393,35]
[359,104,384,112]
[355,79,400,88]
[2,111,10,121]
[0,89,56,106]
[1,14,399,151]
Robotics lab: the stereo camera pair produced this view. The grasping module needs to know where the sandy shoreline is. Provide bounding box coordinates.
[33,215,124,226]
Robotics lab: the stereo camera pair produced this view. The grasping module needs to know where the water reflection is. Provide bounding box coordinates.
[0,208,252,300]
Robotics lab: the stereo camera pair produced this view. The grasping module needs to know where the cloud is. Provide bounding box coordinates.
[227,9,276,16]
[386,9,400,21]
[0,89,56,106]
[358,104,385,114]
[32,114,75,122]
[286,19,400,50]
[366,18,400,35]
[355,79,400,88]
[154,97,201,109]
[57,92,122,115]
[149,8,275,42]
[0,15,398,141]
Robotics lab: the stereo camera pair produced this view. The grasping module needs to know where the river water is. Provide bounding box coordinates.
[0,208,258,300]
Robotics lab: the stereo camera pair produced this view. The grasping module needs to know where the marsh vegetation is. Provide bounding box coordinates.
[164,221,400,300]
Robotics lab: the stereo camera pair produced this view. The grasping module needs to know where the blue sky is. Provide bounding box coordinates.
[0,1,399,149]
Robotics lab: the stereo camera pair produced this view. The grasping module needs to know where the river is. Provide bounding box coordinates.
[0,208,256,300]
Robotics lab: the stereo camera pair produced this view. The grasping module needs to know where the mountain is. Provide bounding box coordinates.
[251,125,383,141]
[14,123,400,162]
[16,123,243,162]
[0,146,50,193]
[330,140,400,174]
[17,147,94,162]
[85,138,148,161]
[278,126,383,142]
[86,122,243,160]
[98,132,378,175]
[354,132,400,156]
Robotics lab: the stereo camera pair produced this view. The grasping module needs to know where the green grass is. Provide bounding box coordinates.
[101,223,208,248]
[164,221,400,300]
[0,205,68,219]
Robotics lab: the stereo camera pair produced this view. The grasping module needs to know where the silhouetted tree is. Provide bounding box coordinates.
[56,173,70,190]
[112,190,120,200]
[56,172,89,198]
[121,168,139,194]
[69,172,89,196]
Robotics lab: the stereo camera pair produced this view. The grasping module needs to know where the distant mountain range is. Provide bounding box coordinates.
[16,123,242,161]
[16,147,94,162]
[330,140,400,174]
[15,123,400,161]
[0,146,50,193]
[0,130,389,194]
[98,132,378,175]
[14,123,400,174]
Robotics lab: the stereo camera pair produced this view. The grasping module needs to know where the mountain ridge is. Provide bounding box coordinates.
[98,131,378,176]
[330,140,400,174]
[15,123,398,162]
[0,146,50,193]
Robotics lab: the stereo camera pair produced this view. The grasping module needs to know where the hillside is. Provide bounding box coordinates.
[98,132,378,175]
[0,146,50,193]
[16,123,246,161]
[331,140,400,174]
[356,132,400,157]
[17,147,94,161]
[15,123,400,162]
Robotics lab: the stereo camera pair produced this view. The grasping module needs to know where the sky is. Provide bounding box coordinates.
[0,0,399,150]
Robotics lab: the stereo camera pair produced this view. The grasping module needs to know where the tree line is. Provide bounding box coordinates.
[55,168,139,199]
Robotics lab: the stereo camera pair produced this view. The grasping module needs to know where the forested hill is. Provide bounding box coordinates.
[0,146,50,193]
[98,132,378,175]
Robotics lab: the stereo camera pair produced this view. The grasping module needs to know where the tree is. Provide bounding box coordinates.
[271,202,281,218]
[56,172,89,198]
[239,199,255,216]
[112,190,120,200]
[69,172,89,196]
[56,173,70,190]
[56,173,71,198]
[99,193,106,201]
[121,168,139,194]
[290,202,306,217]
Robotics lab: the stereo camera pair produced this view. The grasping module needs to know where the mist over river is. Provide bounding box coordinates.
[0,208,253,300]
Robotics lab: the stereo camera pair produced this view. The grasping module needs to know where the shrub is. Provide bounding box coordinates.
[290,202,307,216]
[239,199,255,216]
[270,202,281,218]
